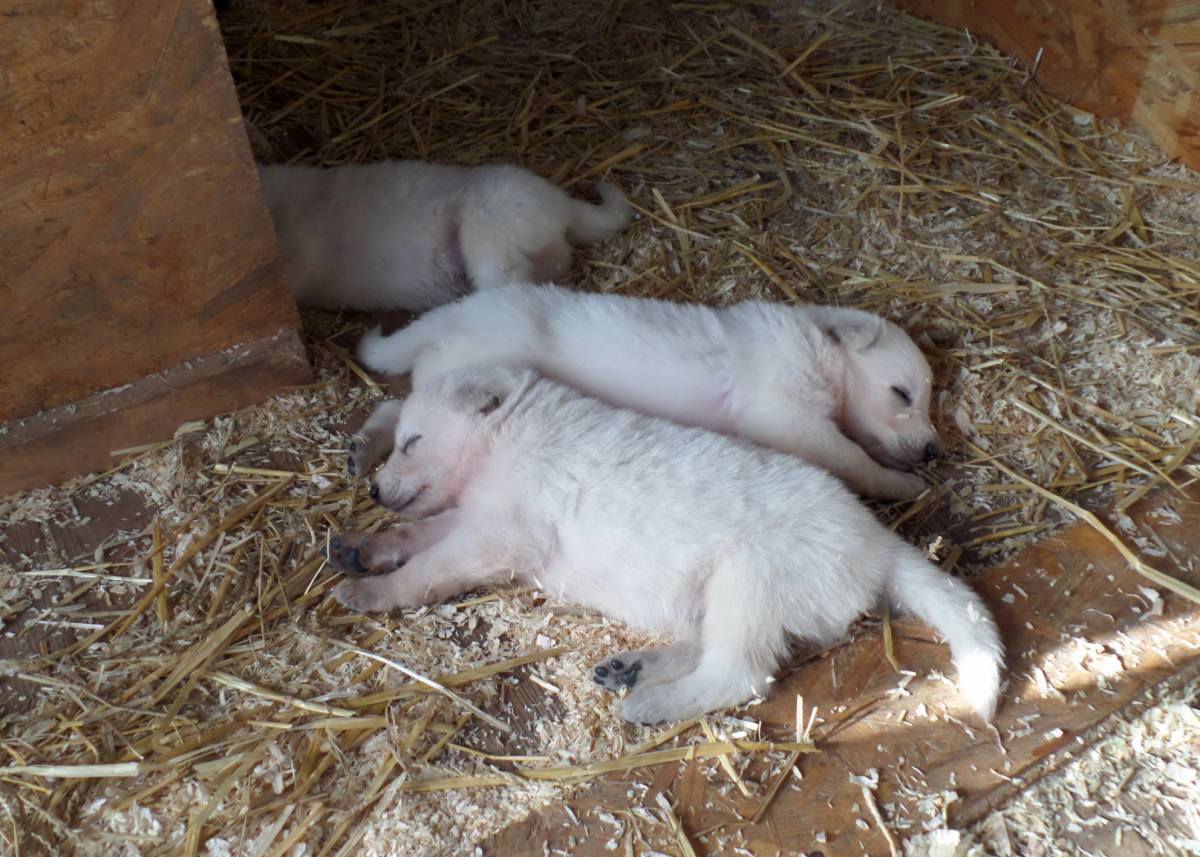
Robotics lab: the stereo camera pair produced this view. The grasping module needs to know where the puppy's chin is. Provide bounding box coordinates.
[860,435,918,470]
[886,445,942,469]
[381,485,426,514]
[877,452,917,470]
[397,495,453,520]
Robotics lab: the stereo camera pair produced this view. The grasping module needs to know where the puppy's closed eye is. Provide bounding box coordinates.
[890,385,912,406]
[401,435,422,455]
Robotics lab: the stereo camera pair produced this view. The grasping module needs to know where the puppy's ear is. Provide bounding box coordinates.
[457,389,503,416]
[448,367,525,417]
[358,398,405,435]
[824,314,884,352]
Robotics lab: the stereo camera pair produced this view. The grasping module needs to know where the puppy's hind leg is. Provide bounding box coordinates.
[592,640,701,694]
[618,553,788,724]
[459,190,562,289]
[348,399,403,477]
[526,235,572,283]
[357,319,437,376]
[462,240,538,291]
[403,297,543,390]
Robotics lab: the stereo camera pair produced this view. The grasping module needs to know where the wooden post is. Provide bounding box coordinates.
[0,0,311,495]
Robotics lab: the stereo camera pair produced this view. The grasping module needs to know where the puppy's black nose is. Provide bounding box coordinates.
[369,483,380,502]
[923,442,940,462]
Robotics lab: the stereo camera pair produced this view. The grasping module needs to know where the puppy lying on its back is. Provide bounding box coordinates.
[355,284,938,500]
[258,162,631,311]
[330,367,1003,724]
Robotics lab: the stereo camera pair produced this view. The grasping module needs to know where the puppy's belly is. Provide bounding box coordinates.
[573,368,737,436]
[536,557,698,636]
[655,383,736,434]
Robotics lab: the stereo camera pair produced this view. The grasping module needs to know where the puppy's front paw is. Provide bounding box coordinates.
[325,533,408,576]
[346,434,372,477]
[326,535,373,576]
[333,577,393,613]
[879,470,927,501]
[592,655,643,692]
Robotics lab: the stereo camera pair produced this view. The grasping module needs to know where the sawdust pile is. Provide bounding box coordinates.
[942,676,1200,856]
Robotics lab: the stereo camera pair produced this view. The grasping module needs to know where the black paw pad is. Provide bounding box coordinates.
[336,546,371,576]
[593,658,642,690]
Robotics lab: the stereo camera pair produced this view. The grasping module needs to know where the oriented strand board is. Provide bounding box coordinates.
[484,488,1200,856]
[891,0,1200,169]
[0,0,308,492]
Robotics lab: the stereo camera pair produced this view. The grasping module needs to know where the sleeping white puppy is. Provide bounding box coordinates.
[354,284,938,500]
[258,162,631,310]
[328,367,1003,724]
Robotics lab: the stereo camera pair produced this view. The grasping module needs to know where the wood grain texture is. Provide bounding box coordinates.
[892,0,1200,169]
[483,487,1200,856]
[0,0,303,422]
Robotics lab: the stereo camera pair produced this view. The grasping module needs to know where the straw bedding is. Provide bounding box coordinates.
[2,0,1199,854]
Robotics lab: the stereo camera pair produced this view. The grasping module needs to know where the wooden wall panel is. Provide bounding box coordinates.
[0,0,310,493]
[892,0,1200,169]
[0,0,306,423]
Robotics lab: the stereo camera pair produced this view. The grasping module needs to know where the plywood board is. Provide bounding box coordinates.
[891,0,1200,169]
[0,0,309,493]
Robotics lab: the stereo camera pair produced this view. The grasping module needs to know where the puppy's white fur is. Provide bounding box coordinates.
[258,162,631,310]
[330,367,1003,724]
[356,284,938,499]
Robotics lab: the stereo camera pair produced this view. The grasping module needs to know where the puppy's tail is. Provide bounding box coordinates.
[887,551,1004,721]
[357,323,427,376]
[566,182,632,244]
